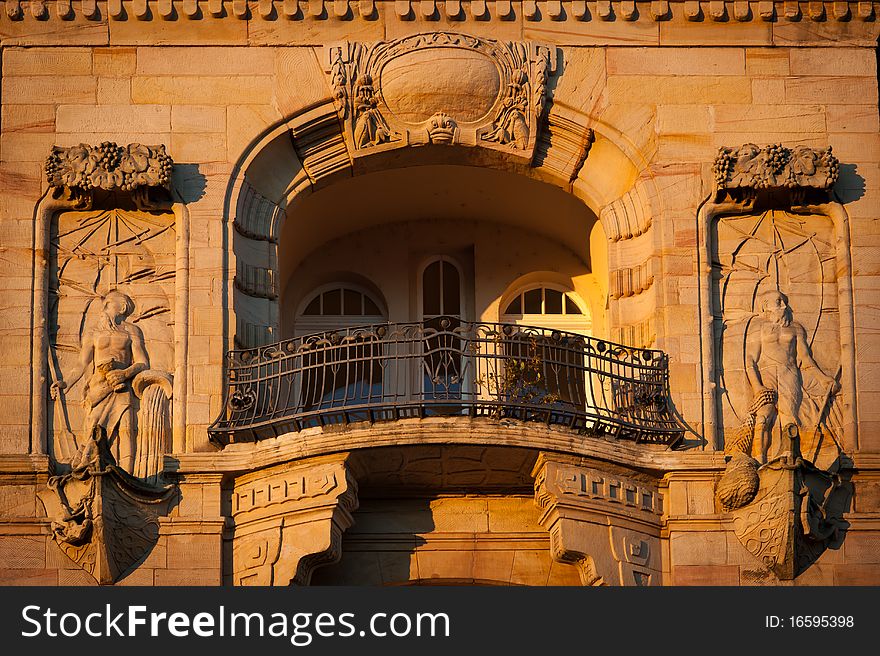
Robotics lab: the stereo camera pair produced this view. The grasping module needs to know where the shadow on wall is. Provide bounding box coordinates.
[834,163,866,205]
[173,163,208,205]
[795,452,853,579]
[310,497,433,586]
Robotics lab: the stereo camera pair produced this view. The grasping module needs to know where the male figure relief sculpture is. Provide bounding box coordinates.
[51,290,148,474]
[745,290,840,463]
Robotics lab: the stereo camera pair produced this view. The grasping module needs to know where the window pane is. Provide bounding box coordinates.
[323,288,342,315]
[523,288,542,314]
[343,289,362,315]
[423,261,441,316]
[364,296,381,316]
[565,296,582,315]
[545,288,563,314]
[304,295,321,315]
[505,295,522,315]
[442,261,460,315]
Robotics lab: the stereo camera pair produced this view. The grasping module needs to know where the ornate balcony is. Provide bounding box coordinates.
[208,319,685,447]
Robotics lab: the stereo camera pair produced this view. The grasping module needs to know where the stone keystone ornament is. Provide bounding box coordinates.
[38,427,176,585]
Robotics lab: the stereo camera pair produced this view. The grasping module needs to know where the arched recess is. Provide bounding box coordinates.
[222,98,661,359]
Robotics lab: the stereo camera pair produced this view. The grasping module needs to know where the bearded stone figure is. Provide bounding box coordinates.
[51,290,171,481]
[745,290,841,463]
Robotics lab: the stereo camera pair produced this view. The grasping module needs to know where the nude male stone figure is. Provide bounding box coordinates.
[51,290,149,474]
[745,290,840,463]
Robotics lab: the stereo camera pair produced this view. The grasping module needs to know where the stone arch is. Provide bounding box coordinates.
[223,93,661,351]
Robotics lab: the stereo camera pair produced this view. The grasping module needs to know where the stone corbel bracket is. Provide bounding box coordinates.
[327,32,555,161]
[231,455,358,585]
[533,453,663,586]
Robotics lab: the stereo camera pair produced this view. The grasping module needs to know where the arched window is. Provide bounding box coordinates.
[421,257,462,320]
[499,283,592,410]
[293,283,387,421]
[501,284,591,334]
[420,257,464,402]
[295,284,386,337]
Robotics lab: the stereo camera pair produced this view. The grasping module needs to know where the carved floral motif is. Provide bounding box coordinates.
[712,144,839,195]
[45,142,173,194]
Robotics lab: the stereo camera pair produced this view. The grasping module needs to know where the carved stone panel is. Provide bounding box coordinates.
[712,208,844,469]
[46,144,176,483]
[328,32,553,159]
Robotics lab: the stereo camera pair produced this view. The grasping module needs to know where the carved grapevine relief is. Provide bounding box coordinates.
[46,142,172,200]
[329,32,552,157]
[713,144,839,197]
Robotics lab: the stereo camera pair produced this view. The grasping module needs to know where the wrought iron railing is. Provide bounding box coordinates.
[208,318,685,446]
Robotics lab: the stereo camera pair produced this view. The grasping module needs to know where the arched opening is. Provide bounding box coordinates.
[211,109,684,448]
[275,164,607,339]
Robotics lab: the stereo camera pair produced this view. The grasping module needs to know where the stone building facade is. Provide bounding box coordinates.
[0,1,878,586]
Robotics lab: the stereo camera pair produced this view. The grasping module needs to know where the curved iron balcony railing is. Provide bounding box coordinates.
[208,318,685,446]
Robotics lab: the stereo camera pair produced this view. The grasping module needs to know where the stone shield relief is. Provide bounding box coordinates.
[328,32,552,158]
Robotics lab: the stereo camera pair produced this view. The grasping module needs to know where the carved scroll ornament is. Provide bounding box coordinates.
[329,32,553,157]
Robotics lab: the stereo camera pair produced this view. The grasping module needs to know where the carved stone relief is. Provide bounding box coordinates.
[37,143,179,583]
[707,144,853,581]
[328,32,553,158]
[37,428,176,585]
[711,151,844,468]
[48,203,176,482]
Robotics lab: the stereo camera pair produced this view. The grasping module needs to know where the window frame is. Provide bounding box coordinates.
[294,282,387,338]
[500,283,592,334]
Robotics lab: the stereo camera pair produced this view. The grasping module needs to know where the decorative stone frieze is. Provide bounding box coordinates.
[712,143,839,202]
[611,318,655,350]
[0,0,876,25]
[328,32,554,160]
[231,455,359,585]
[234,262,277,300]
[533,454,662,586]
[610,260,654,300]
[234,182,284,244]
